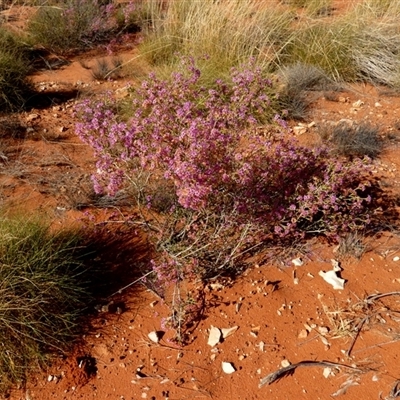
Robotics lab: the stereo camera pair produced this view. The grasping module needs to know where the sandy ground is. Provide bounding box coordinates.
[2,1,400,399]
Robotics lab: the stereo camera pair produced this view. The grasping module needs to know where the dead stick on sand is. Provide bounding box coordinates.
[259,360,363,388]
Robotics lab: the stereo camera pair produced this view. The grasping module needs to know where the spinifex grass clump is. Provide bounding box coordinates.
[278,62,334,120]
[0,214,93,393]
[76,56,372,340]
[0,28,32,110]
[138,0,293,77]
[329,122,383,159]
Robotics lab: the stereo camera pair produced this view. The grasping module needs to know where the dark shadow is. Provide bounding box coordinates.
[28,49,71,72]
[366,178,400,233]
[23,88,81,110]
[76,355,97,378]
[77,221,152,306]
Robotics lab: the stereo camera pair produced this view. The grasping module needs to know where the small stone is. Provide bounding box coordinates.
[318,326,329,336]
[210,348,219,354]
[293,269,299,285]
[303,323,313,331]
[375,102,382,107]
[298,329,308,339]
[352,99,364,108]
[393,256,400,262]
[47,375,54,382]
[210,283,224,290]
[208,326,222,347]
[222,362,236,374]
[148,331,161,343]
[323,367,332,378]
[291,258,304,267]
[319,269,345,290]
[27,113,40,122]
[293,125,307,136]
[100,304,109,312]
[281,359,291,368]
[221,326,239,339]
[320,335,330,346]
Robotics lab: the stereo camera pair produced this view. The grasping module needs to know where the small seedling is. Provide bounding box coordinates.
[335,232,367,260]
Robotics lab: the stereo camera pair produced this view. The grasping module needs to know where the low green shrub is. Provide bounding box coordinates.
[27,0,116,54]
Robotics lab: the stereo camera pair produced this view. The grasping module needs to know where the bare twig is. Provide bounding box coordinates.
[389,380,400,399]
[259,360,363,388]
[365,291,400,304]
[107,270,154,299]
[353,337,400,355]
[345,316,368,357]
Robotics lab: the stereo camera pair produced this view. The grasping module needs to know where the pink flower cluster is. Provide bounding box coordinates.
[75,57,372,241]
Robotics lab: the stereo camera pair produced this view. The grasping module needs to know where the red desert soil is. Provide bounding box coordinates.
[3,3,400,400]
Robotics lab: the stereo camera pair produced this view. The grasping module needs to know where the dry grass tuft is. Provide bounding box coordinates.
[318,121,383,159]
[91,57,124,81]
[278,63,334,119]
[335,232,368,260]
[322,292,400,357]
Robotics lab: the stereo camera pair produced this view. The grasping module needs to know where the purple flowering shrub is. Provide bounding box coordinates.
[75,57,372,342]
[230,138,371,237]
[76,57,371,241]
[76,57,279,205]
